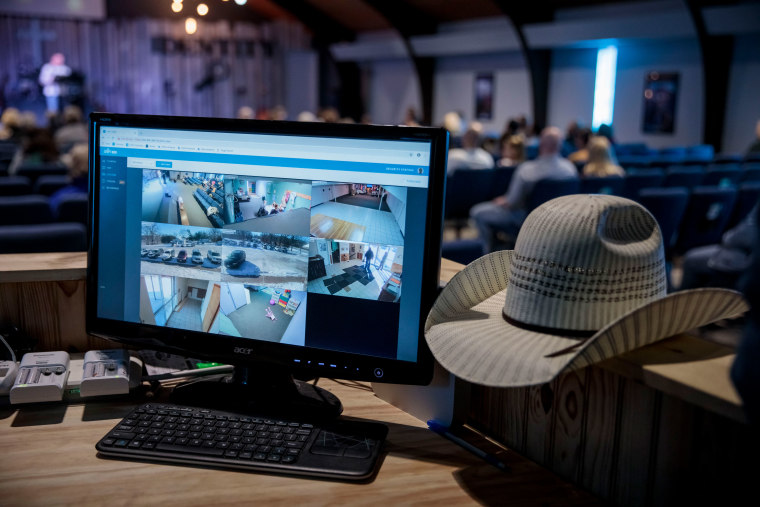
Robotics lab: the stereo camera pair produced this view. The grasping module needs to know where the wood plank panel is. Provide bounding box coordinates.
[611,379,658,506]
[579,367,620,499]
[550,369,588,482]
[524,381,557,467]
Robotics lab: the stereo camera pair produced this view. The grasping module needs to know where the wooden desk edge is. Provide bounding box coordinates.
[0,253,747,422]
[0,252,87,282]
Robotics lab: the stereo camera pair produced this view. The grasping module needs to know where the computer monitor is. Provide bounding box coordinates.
[86,113,448,418]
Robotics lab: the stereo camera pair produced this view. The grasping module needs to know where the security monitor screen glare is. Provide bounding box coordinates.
[89,115,444,383]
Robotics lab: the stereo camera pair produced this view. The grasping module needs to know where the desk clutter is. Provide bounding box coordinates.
[5,349,140,404]
[0,344,390,481]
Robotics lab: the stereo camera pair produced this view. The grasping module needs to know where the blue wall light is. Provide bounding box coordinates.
[592,45,618,131]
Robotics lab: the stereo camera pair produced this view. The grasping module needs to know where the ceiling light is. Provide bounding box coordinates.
[235,0,247,5]
[197,3,208,16]
[171,1,182,13]
[185,17,197,35]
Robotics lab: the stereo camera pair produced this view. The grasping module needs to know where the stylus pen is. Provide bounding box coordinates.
[427,419,508,472]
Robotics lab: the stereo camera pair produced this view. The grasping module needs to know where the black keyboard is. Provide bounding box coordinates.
[96,403,388,481]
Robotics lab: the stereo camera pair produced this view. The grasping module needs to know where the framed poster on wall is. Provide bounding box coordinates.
[475,73,494,121]
[642,71,679,134]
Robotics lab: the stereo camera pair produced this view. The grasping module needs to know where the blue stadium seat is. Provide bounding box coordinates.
[728,182,760,229]
[713,153,743,164]
[55,193,88,225]
[702,167,742,187]
[675,186,738,254]
[580,176,624,195]
[15,162,68,185]
[638,187,690,255]
[663,167,704,189]
[33,175,71,196]
[441,238,485,265]
[525,178,580,213]
[0,176,32,196]
[444,169,497,236]
[685,144,714,163]
[741,167,760,183]
[0,195,54,225]
[489,166,516,200]
[621,169,665,200]
[0,223,87,253]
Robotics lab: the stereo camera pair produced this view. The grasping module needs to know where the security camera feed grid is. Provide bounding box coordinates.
[139,274,306,345]
[141,169,312,236]
[140,222,223,281]
[221,230,309,290]
[309,183,407,245]
[308,239,403,302]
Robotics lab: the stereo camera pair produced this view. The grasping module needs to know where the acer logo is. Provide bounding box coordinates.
[234,347,253,355]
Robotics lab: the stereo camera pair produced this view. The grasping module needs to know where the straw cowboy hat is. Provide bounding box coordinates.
[425,194,748,387]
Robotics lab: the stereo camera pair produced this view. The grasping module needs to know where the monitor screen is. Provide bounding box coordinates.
[86,113,448,394]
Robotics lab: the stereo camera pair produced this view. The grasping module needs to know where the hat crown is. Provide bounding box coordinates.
[503,194,666,332]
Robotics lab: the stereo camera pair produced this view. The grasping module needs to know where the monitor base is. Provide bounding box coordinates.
[169,365,343,420]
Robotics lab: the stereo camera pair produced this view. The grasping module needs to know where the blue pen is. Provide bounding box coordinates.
[427,419,508,472]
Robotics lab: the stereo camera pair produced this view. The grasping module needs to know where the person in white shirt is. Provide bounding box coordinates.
[470,126,578,252]
[39,53,71,114]
[447,128,495,175]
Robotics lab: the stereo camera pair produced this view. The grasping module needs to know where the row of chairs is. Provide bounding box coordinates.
[0,193,88,226]
[0,174,75,197]
[193,188,225,228]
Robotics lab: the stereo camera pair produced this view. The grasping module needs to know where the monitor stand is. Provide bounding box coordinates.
[169,364,343,420]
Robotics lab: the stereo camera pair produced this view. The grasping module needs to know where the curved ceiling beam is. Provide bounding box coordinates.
[683,0,732,153]
[362,0,438,126]
[492,2,554,133]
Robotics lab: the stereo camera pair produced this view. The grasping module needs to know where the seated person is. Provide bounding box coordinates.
[470,127,577,253]
[568,127,591,164]
[497,134,525,167]
[582,136,625,178]
[447,127,495,175]
[269,203,280,215]
[49,142,88,216]
[679,202,757,291]
[54,105,88,153]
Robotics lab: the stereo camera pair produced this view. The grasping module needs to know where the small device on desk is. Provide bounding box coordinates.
[80,349,131,397]
[9,351,70,404]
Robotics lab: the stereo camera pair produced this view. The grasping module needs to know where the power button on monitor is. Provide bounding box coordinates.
[373,368,384,378]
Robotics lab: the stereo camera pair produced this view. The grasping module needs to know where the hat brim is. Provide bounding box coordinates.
[425,251,749,387]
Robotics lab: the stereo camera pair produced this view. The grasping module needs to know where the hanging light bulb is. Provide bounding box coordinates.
[171,1,182,13]
[234,0,247,5]
[185,17,197,35]
[197,3,208,16]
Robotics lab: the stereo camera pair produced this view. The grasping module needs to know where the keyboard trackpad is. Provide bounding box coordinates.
[310,429,376,459]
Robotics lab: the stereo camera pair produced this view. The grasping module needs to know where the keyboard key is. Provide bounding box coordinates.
[157,443,224,457]
[253,452,267,460]
[281,455,297,464]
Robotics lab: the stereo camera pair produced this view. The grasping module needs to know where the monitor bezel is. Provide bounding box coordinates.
[86,113,447,386]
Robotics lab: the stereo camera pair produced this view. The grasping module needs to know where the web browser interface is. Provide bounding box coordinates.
[96,126,432,362]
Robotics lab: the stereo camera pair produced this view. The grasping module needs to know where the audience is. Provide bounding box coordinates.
[8,125,59,175]
[568,127,592,164]
[54,105,88,154]
[470,126,577,252]
[49,142,88,216]
[497,135,525,167]
[447,127,495,175]
[678,202,757,291]
[0,107,22,142]
[582,136,625,178]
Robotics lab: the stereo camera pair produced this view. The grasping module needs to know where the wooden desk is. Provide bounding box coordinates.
[0,253,752,506]
[0,380,602,506]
